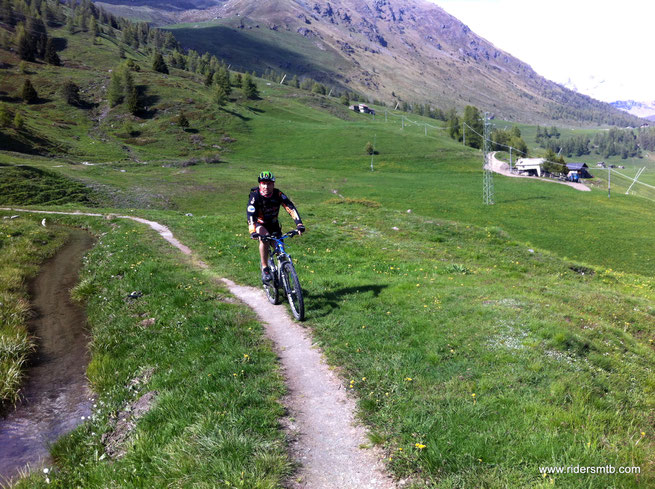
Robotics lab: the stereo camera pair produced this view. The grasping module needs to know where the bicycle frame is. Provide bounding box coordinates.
[260,230,304,320]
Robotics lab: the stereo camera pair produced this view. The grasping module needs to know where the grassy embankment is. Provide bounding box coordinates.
[3,211,291,489]
[0,217,68,408]
[2,11,655,486]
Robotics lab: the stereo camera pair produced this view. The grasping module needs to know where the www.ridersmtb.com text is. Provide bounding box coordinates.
[540,465,640,475]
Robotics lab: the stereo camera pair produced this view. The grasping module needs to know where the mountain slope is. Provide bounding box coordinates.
[96,0,645,126]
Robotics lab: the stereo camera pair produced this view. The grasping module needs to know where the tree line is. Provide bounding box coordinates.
[536,126,655,159]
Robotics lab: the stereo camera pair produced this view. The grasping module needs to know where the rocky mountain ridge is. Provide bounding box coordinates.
[95,0,645,126]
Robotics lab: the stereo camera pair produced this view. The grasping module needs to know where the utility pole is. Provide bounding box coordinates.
[370,134,376,172]
[483,112,494,205]
[608,167,611,198]
[509,147,513,171]
[462,121,466,146]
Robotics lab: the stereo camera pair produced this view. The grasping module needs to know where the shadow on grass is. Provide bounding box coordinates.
[220,108,251,121]
[51,37,68,51]
[304,284,388,317]
[498,195,551,203]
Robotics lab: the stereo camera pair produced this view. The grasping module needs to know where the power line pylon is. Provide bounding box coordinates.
[483,112,494,205]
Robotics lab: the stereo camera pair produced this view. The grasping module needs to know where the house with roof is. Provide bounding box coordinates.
[566,162,593,178]
[514,157,545,177]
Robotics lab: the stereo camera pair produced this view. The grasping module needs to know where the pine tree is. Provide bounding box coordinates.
[178,112,189,128]
[21,79,38,104]
[44,38,60,65]
[214,84,227,106]
[242,73,258,99]
[61,80,80,105]
[90,17,98,41]
[204,70,214,87]
[17,24,35,61]
[27,17,48,58]
[152,52,168,74]
[108,70,123,107]
[0,103,12,127]
[66,14,75,34]
[124,70,139,114]
[13,111,24,130]
[216,65,231,96]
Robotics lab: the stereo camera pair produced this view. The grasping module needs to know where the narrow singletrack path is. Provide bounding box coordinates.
[2,208,396,489]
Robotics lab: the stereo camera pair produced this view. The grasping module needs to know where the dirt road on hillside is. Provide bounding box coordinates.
[2,208,397,489]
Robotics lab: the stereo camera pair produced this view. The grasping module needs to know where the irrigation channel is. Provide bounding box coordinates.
[0,228,95,486]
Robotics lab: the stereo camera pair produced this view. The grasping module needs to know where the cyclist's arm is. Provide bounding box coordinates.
[247,191,259,234]
[280,192,303,227]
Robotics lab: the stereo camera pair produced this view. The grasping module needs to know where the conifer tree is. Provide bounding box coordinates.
[216,65,231,96]
[13,110,24,130]
[242,73,258,99]
[108,70,123,107]
[124,70,139,114]
[0,103,12,127]
[152,52,168,74]
[17,24,35,61]
[214,84,227,106]
[61,80,80,105]
[21,79,38,104]
[44,38,60,65]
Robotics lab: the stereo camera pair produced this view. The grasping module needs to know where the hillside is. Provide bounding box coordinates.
[96,0,645,127]
[1,2,655,488]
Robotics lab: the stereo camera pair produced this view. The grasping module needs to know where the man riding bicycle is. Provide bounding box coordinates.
[248,171,305,283]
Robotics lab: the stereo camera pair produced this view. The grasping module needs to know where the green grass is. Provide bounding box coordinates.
[3,15,655,487]
[8,212,291,489]
[0,216,68,409]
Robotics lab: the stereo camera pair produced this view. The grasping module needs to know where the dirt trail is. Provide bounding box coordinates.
[488,152,591,191]
[1,208,396,489]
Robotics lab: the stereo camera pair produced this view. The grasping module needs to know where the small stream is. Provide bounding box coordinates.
[0,228,95,486]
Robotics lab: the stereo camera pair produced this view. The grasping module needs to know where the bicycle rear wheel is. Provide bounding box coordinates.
[282,261,304,320]
[263,257,280,304]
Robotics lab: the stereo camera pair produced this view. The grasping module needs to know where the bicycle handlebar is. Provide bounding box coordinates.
[258,230,300,242]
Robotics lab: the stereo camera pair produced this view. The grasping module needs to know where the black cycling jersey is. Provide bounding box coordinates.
[247,187,303,234]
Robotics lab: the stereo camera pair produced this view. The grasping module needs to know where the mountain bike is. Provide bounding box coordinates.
[259,230,305,321]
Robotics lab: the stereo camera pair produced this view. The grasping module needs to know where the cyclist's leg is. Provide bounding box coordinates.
[256,224,270,269]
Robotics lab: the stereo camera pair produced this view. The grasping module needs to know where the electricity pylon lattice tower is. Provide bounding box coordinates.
[483,112,494,205]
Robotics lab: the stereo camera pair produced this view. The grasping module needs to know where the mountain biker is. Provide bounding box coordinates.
[248,171,305,283]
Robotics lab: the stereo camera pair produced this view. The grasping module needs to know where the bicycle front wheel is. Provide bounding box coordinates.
[263,257,280,305]
[282,261,304,321]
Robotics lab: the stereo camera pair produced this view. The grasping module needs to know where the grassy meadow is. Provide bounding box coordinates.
[2,13,655,488]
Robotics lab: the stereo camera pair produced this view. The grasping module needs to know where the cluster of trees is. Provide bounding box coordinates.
[108,61,140,114]
[543,87,645,127]
[447,105,528,153]
[491,126,528,155]
[538,127,649,160]
[534,125,561,144]
[447,106,483,148]
[0,102,25,129]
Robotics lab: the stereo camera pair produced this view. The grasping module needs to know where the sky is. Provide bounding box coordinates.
[431,0,655,103]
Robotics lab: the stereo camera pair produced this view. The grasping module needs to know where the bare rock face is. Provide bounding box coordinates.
[96,0,641,124]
